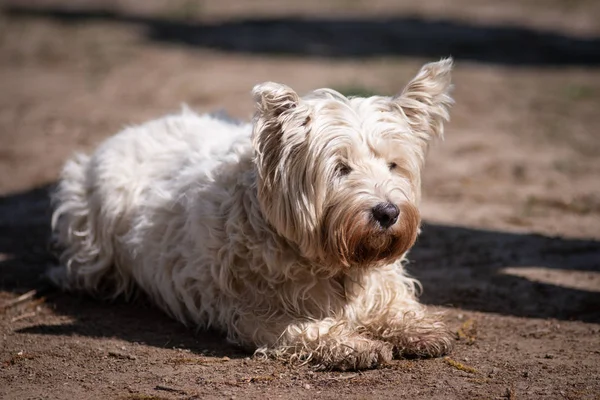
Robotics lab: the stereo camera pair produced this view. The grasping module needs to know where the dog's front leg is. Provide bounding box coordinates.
[366,302,454,358]
[265,317,393,371]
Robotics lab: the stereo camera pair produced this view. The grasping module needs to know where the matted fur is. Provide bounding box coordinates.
[50,59,455,370]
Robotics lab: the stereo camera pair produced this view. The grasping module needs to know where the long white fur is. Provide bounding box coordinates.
[50,59,454,370]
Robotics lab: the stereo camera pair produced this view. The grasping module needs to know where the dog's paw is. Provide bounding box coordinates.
[393,323,455,358]
[313,338,394,371]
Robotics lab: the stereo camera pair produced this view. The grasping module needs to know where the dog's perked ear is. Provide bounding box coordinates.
[392,58,454,141]
[251,82,312,168]
[253,82,302,117]
[251,82,316,251]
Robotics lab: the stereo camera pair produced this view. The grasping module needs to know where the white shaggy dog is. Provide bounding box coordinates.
[51,59,454,370]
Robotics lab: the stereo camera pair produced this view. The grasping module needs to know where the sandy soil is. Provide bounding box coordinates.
[1,1,599,399]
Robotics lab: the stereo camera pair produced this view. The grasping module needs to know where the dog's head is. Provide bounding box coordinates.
[252,59,453,270]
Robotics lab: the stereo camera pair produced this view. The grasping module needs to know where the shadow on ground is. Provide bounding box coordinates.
[411,223,600,323]
[4,5,600,66]
[1,185,599,351]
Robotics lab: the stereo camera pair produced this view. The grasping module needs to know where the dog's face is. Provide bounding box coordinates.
[252,59,453,271]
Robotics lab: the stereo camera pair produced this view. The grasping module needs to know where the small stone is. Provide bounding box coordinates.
[544,354,554,359]
[522,370,530,378]
[304,384,311,390]
[221,356,231,361]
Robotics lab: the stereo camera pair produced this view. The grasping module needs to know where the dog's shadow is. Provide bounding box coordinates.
[1,185,599,355]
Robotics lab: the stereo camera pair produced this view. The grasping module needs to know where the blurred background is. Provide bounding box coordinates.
[1,1,599,399]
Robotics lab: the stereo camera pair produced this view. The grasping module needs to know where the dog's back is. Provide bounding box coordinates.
[50,110,252,308]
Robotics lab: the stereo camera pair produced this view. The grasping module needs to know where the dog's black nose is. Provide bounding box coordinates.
[372,202,400,229]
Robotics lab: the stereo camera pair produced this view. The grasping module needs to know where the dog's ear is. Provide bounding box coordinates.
[252,82,310,143]
[251,82,315,249]
[251,82,311,156]
[253,82,302,118]
[393,58,454,140]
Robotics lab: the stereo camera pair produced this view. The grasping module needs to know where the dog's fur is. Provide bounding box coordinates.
[50,59,454,370]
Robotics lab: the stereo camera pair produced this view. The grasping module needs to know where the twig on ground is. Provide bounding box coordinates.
[326,373,359,381]
[1,290,37,311]
[444,357,480,374]
[10,311,37,322]
[154,385,187,395]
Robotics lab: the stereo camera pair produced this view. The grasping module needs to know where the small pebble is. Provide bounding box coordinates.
[304,383,311,390]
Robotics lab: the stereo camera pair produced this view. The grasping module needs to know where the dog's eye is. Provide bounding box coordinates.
[336,163,352,177]
[388,162,398,170]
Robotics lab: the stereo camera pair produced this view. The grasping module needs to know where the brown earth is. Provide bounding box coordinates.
[1,1,599,399]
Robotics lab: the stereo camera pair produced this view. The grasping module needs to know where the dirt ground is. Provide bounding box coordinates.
[1,1,599,399]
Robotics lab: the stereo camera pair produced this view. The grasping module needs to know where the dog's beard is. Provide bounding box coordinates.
[320,201,420,269]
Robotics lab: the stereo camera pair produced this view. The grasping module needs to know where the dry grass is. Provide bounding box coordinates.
[443,357,480,374]
[457,318,477,345]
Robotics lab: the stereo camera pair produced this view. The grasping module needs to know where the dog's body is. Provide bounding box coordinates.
[51,59,455,370]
